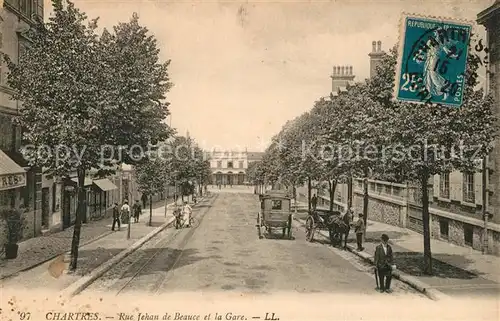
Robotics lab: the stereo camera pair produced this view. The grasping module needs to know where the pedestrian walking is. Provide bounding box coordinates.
[120,200,131,224]
[182,201,193,227]
[374,233,395,293]
[141,194,148,209]
[311,194,318,211]
[111,203,120,231]
[132,200,142,223]
[354,213,365,251]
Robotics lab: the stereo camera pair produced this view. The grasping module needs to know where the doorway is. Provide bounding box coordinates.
[41,187,50,228]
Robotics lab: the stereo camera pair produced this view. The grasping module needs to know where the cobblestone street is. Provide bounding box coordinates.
[83,191,425,297]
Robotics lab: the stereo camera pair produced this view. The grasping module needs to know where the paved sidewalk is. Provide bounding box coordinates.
[347,220,500,297]
[294,200,500,298]
[0,198,173,280]
[0,199,185,291]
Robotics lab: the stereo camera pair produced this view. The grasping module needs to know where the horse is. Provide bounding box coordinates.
[328,212,351,249]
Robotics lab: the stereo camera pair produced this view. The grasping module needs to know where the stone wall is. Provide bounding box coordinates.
[299,177,500,256]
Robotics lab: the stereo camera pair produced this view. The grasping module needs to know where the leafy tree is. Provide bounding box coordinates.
[311,96,350,211]
[369,45,498,274]
[134,156,167,226]
[246,161,266,194]
[162,135,199,201]
[4,1,172,270]
[191,146,211,196]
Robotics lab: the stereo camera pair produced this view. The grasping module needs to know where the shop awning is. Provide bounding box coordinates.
[93,178,118,191]
[71,177,93,187]
[0,150,27,191]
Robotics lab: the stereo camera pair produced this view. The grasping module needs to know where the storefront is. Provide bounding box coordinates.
[0,149,27,245]
[0,149,27,205]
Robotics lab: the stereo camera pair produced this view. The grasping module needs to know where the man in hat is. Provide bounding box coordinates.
[311,194,318,211]
[354,213,365,251]
[111,203,120,231]
[374,234,395,293]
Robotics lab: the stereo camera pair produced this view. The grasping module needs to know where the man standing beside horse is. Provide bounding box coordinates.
[354,213,365,251]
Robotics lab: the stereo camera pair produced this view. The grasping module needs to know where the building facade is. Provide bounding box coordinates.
[0,0,45,243]
[0,2,157,247]
[478,0,500,254]
[208,150,263,186]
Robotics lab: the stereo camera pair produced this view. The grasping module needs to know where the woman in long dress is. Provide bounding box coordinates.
[416,31,460,101]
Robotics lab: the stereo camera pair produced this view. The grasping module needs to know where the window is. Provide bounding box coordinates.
[239,161,244,169]
[439,173,450,198]
[463,172,475,203]
[5,0,19,10]
[271,200,282,210]
[439,219,449,239]
[464,224,473,247]
[227,161,233,168]
[37,0,43,18]
[217,161,222,168]
[0,190,16,208]
[0,114,13,150]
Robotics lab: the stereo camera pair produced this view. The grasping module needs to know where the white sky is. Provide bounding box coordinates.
[46,0,494,151]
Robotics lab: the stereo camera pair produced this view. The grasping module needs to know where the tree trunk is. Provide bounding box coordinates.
[363,168,369,226]
[329,180,337,211]
[293,185,298,214]
[149,195,153,226]
[347,173,353,210]
[69,168,86,271]
[421,166,433,275]
[307,177,312,212]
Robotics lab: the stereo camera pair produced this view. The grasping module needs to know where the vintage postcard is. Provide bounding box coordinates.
[0,0,499,320]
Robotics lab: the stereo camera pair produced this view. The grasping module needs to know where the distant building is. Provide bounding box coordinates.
[330,65,355,95]
[208,150,263,185]
[247,151,264,163]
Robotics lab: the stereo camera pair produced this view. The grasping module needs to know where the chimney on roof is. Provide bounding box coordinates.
[330,64,355,93]
[369,40,385,79]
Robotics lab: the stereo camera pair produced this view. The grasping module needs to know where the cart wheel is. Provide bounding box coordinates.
[329,228,336,246]
[305,216,315,242]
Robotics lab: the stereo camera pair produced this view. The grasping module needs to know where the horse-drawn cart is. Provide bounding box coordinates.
[257,190,293,239]
[305,209,350,247]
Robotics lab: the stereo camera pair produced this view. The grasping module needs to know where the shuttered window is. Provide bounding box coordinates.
[463,172,475,203]
[439,173,450,198]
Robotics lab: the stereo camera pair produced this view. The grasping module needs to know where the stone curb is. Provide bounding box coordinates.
[293,217,450,301]
[60,218,176,298]
[61,197,208,298]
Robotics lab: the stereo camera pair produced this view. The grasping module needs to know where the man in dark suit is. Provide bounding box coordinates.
[374,233,395,293]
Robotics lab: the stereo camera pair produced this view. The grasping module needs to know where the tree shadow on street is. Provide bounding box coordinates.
[113,247,223,280]
[76,248,127,276]
[345,231,487,280]
[393,251,482,279]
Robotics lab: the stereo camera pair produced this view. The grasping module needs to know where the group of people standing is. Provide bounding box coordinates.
[111,199,143,231]
[310,193,395,293]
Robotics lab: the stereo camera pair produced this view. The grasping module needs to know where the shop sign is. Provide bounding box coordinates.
[0,173,26,191]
